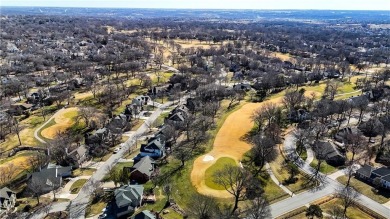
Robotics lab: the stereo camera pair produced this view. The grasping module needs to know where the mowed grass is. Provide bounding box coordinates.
[337,175,390,204]
[269,150,314,193]
[70,179,88,194]
[321,198,374,219]
[41,107,80,139]
[85,200,107,217]
[310,159,338,174]
[204,157,237,190]
[72,168,96,177]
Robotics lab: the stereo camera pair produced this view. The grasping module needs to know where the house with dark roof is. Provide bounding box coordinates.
[128,156,155,184]
[355,165,390,189]
[28,164,72,194]
[114,185,144,218]
[355,164,374,180]
[334,127,358,144]
[0,187,16,212]
[107,114,131,133]
[132,95,151,107]
[315,140,346,166]
[66,145,88,168]
[133,210,156,219]
[233,83,252,92]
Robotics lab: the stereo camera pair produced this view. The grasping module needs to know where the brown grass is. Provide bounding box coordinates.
[41,107,79,139]
[191,96,283,198]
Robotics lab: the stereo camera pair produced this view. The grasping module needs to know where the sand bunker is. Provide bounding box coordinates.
[202,155,215,162]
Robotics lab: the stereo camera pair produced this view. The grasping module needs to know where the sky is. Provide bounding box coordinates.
[1,0,390,10]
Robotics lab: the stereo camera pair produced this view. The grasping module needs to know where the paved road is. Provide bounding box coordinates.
[68,96,187,219]
[29,202,69,219]
[270,133,390,218]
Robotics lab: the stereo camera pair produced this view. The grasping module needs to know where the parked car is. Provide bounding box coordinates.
[113,147,120,153]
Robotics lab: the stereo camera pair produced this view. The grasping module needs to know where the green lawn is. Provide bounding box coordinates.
[259,173,289,203]
[269,152,315,193]
[70,179,88,194]
[36,118,56,142]
[337,175,390,204]
[85,200,107,217]
[310,159,338,174]
[72,168,96,177]
[204,157,237,190]
[154,112,170,127]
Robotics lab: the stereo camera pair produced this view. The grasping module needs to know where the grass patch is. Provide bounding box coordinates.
[269,150,314,193]
[131,119,144,131]
[298,147,308,161]
[309,159,338,174]
[36,118,56,142]
[204,157,237,190]
[85,200,107,217]
[337,175,390,204]
[321,198,374,219]
[70,179,88,194]
[154,112,170,127]
[16,197,51,212]
[258,173,289,203]
[72,168,95,177]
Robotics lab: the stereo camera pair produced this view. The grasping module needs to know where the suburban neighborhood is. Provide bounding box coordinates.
[0,5,390,219]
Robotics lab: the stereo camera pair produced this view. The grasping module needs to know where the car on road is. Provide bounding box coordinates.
[113,147,120,153]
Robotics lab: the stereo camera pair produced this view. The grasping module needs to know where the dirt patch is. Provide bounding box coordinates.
[41,107,79,139]
[191,96,283,198]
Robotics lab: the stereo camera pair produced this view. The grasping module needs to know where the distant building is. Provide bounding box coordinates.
[0,187,16,213]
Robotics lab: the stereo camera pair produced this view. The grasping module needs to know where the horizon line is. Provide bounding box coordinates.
[1,6,390,11]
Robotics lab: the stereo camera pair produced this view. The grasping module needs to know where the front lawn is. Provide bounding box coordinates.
[337,175,390,204]
[70,179,88,194]
[310,159,338,174]
[321,198,374,219]
[204,157,237,190]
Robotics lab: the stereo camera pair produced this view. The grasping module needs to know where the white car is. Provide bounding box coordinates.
[113,148,120,153]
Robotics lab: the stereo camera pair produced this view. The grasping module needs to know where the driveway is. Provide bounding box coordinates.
[68,96,187,219]
[270,133,390,218]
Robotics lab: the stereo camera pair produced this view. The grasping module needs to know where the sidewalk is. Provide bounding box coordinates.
[265,162,294,196]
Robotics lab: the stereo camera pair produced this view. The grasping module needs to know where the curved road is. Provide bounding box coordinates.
[270,133,390,218]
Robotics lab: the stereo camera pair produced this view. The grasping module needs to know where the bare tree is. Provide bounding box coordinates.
[213,164,251,214]
[187,194,218,219]
[336,186,359,218]
[249,135,277,176]
[243,196,271,219]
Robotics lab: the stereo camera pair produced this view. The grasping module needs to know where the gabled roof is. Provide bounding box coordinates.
[316,140,344,159]
[114,185,144,208]
[0,187,15,200]
[31,165,72,187]
[134,210,156,219]
[144,138,165,151]
[132,156,155,177]
[356,164,374,178]
[381,174,390,183]
[372,167,390,177]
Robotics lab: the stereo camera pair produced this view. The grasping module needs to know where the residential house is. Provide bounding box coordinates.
[233,83,252,92]
[365,88,384,101]
[29,164,72,193]
[107,114,131,133]
[355,165,390,189]
[132,95,151,107]
[127,156,155,184]
[66,145,88,168]
[348,95,369,106]
[315,140,346,166]
[7,103,33,116]
[134,137,166,162]
[149,85,168,96]
[0,187,16,212]
[85,127,111,146]
[288,109,310,123]
[334,127,358,144]
[124,103,142,118]
[133,210,156,219]
[355,164,375,180]
[114,185,144,218]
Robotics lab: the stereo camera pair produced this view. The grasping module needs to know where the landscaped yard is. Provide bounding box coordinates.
[269,150,315,193]
[320,198,374,219]
[72,168,96,177]
[310,159,338,174]
[204,157,237,190]
[337,175,390,204]
[70,179,88,194]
